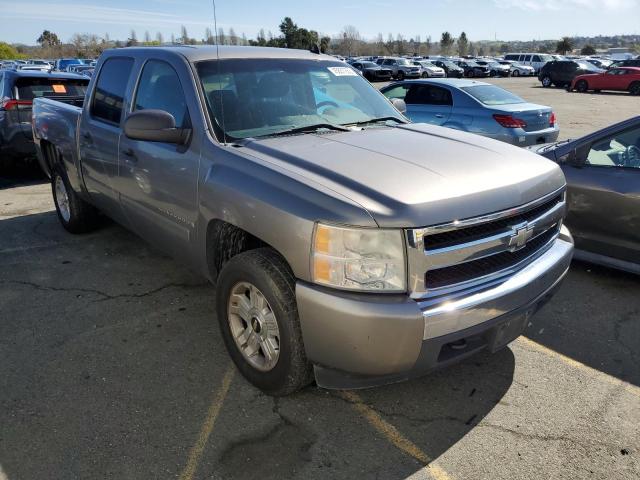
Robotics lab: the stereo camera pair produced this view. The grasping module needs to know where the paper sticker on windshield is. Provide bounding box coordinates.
[327,67,358,77]
[52,84,67,93]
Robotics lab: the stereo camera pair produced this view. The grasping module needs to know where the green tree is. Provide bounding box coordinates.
[37,30,61,48]
[279,17,297,48]
[556,36,573,55]
[440,31,454,55]
[457,31,469,56]
[581,44,596,55]
[0,42,26,60]
[320,36,331,53]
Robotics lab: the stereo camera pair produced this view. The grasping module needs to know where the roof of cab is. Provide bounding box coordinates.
[105,45,336,63]
[1,70,88,80]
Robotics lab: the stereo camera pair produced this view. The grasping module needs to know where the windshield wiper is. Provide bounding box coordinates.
[348,116,406,127]
[264,123,349,137]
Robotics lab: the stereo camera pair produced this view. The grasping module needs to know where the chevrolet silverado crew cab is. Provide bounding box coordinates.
[33,46,573,395]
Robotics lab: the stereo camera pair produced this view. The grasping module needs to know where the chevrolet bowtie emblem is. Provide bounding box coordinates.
[508,222,534,251]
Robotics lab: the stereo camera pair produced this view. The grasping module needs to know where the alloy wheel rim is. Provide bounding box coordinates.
[227,281,280,372]
[55,176,71,222]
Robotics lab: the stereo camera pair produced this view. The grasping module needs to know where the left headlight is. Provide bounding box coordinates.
[311,223,406,292]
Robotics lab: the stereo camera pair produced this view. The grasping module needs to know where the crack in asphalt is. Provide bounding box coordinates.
[0,279,207,302]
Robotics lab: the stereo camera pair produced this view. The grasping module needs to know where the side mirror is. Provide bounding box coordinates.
[124,109,190,144]
[391,98,407,114]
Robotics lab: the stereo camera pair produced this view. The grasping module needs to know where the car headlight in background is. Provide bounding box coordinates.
[311,223,406,292]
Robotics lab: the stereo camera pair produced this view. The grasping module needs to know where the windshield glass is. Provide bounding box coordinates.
[539,54,554,62]
[418,61,435,68]
[196,58,404,140]
[396,58,412,66]
[461,85,525,105]
[361,62,377,68]
[443,61,458,68]
[465,61,480,67]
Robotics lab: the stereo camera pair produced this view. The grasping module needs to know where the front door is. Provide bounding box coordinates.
[563,124,640,264]
[117,58,201,260]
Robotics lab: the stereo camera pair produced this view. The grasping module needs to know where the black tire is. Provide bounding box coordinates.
[421,71,429,78]
[216,248,313,396]
[541,75,552,88]
[396,71,405,81]
[51,163,99,234]
[629,82,640,96]
[576,80,589,93]
[512,69,520,77]
[466,70,475,78]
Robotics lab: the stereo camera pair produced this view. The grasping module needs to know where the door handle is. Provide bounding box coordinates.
[122,148,137,161]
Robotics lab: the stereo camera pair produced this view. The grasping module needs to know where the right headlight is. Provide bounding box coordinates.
[311,223,406,292]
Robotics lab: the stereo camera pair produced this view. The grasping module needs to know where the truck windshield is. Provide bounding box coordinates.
[461,85,525,105]
[196,58,404,140]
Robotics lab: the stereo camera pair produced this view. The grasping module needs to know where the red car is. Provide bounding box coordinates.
[569,66,640,95]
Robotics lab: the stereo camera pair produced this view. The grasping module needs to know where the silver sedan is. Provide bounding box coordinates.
[381,78,560,146]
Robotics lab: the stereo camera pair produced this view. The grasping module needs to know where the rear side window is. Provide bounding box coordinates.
[91,57,134,124]
[532,55,541,62]
[405,85,452,106]
[133,60,189,128]
[15,77,88,100]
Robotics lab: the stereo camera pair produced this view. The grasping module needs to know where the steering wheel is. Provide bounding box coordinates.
[621,145,640,168]
[317,100,340,113]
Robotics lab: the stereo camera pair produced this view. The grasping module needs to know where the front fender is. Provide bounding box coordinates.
[195,144,376,282]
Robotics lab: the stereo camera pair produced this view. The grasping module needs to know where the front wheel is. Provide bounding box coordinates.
[216,248,313,396]
[629,82,640,96]
[541,76,552,88]
[51,165,99,233]
[396,71,405,81]
[576,80,589,93]
[512,70,520,77]
[421,71,429,78]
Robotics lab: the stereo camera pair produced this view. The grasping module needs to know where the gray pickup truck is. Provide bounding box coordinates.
[32,46,574,395]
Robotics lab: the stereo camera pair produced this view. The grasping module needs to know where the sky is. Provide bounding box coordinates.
[1,0,639,45]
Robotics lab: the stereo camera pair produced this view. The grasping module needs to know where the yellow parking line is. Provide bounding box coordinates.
[517,336,640,398]
[339,391,453,480]
[179,365,235,480]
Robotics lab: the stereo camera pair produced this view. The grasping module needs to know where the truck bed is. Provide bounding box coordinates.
[32,96,84,179]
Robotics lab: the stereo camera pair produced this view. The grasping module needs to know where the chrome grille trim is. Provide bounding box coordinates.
[406,186,566,300]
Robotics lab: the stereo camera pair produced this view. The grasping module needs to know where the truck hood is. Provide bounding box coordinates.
[240,123,566,228]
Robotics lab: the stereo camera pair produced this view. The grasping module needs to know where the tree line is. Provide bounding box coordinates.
[2,18,639,61]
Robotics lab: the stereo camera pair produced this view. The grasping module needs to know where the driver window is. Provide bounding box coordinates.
[134,60,189,128]
[587,126,640,168]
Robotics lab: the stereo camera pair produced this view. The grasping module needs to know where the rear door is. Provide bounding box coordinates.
[78,56,135,221]
[117,57,201,259]
[563,123,640,264]
[403,83,452,125]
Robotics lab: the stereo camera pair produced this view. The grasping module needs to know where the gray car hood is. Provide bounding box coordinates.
[240,123,565,228]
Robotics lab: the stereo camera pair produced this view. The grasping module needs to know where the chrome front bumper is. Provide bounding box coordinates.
[296,232,573,387]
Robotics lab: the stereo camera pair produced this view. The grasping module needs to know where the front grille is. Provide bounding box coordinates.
[424,193,562,250]
[406,189,566,297]
[425,227,557,289]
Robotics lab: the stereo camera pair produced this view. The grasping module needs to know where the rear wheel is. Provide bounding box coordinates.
[466,70,475,78]
[541,75,552,88]
[576,80,589,93]
[216,248,313,396]
[630,82,640,96]
[51,164,99,234]
[512,69,520,77]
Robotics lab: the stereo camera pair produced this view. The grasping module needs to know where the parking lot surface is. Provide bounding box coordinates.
[1,81,639,480]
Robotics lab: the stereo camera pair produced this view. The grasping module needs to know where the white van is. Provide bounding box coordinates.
[504,53,554,73]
